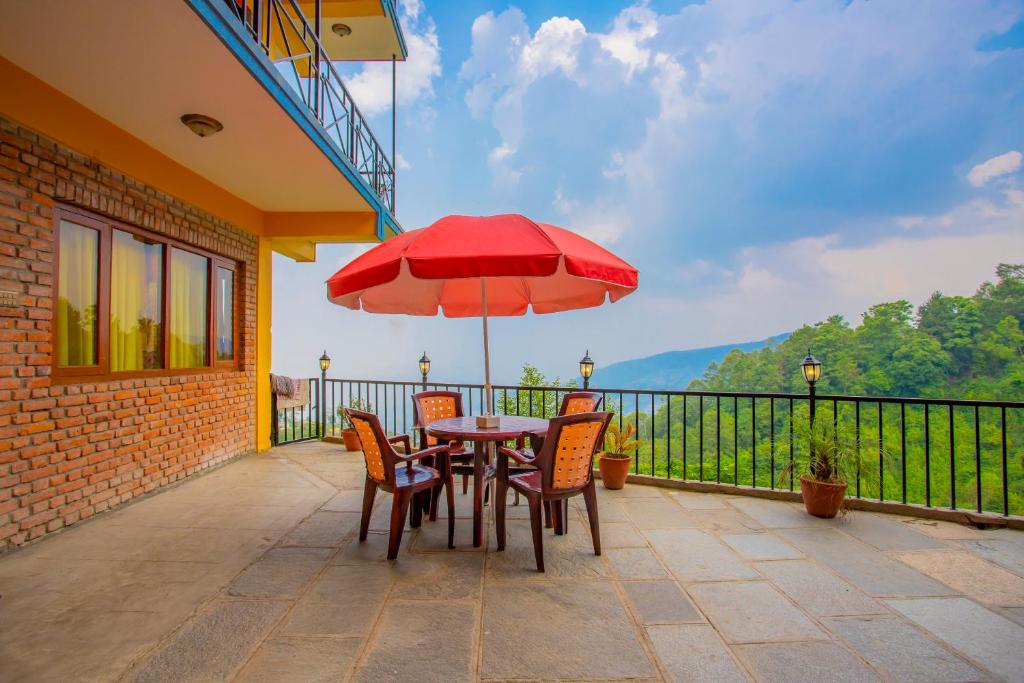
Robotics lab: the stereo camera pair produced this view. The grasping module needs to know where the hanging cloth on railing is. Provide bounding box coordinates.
[271,375,309,410]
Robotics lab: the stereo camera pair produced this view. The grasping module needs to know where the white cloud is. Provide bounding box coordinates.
[968,150,1022,187]
[395,153,412,171]
[344,2,441,117]
[597,6,659,74]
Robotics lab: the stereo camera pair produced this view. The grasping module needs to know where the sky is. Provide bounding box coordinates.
[272,0,1024,386]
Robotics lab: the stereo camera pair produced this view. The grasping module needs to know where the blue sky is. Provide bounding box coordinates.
[272,0,1024,386]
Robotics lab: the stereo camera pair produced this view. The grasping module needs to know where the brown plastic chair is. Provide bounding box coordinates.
[512,391,604,525]
[412,391,475,512]
[496,411,612,572]
[349,409,454,560]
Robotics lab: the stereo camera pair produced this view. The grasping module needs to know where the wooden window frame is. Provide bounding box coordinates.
[52,204,241,383]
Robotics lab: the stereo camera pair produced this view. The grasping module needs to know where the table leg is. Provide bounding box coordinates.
[473,440,485,548]
[496,448,508,551]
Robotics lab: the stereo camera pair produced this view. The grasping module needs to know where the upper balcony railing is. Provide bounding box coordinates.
[225,0,395,212]
[273,376,1024,524]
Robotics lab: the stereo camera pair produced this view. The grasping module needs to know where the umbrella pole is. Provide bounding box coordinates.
[478,278,498,427]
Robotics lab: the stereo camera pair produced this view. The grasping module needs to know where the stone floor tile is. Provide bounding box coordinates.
[623,498,700,529]
[279,565,392,636]
[645,529,759,582]
[355,600,476,682]
[599,521,649,547]
[647,624,748,682]
[895,549,1024,607]
[833,512,948,551]
[728,497,830,528]
[959,537,1024,577]
[623,581,703,624]
[320,489,367,512]
[1002,606,1024,627]
[481,581,654,680]
[688,581,827,643]
[126,599,289,683]
[486,520,607,579]
[666,490,731,509]
[777,528,956,597]
[688,508,765,533]
[599,483,665,499]
[900,518,987,540]
[237,637,360,683]
[735,641,880,683]
[754,560,884,616]
[607,547,668,579]
[279,511,359,547]
[388,552,484,601]
[721,532,803,560]
[593,498,631,522]
[826,615,987,682]
[332,532,394,564]
[885,597,1024,683]
[228,547,332,598]
[412,514,482,551]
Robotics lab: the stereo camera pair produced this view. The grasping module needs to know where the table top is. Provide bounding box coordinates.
[425,416,549,441]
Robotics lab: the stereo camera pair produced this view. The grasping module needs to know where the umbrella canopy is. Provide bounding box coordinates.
[327,214,637,316]
[326,214,638,416]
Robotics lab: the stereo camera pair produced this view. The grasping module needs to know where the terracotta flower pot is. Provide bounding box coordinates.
[799,475,847,518]
[598,454,631,490]
[341,429,361,451]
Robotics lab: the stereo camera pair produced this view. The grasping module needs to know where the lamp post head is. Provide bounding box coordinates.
[800,351,822,386]
[579,350,594,388]
[418,351,431,378]
[318,350,331,373]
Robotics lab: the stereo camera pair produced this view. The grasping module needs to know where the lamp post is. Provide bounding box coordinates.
[318,351,331,439]
[418,351,430,390]
[579,350,595,390]
[800,350,822,428]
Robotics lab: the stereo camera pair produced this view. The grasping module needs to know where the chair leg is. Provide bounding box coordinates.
[563,499,569,534]
[583,481,601,556]
[552,499,564,535]
[544,500,553,528]
[387,490,412,560]
[462,473,468,495]
[513,490,520,506]
[528,495,544,572]
[359,477,377,542]
[446,469,456,550]
[410,489,424,529]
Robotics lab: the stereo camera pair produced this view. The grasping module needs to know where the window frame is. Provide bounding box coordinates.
[52,204,241,382]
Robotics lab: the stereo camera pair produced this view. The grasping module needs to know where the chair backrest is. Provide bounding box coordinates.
[559,391,603,416]
[413,391,465,447]
[347,408,398,485]
[536,411,612,492]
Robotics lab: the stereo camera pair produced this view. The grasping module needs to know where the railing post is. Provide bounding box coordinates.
[320,369,327,439]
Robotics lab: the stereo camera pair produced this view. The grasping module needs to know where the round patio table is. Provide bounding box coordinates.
[426,416,548,548]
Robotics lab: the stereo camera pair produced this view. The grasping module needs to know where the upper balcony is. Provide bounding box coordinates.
[0,0,403,257]
[224,0,403,211]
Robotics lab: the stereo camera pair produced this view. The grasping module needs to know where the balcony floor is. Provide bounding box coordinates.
[2,441,1024,682]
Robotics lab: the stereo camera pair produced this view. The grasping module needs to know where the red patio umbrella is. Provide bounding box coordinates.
[326,214,638,420]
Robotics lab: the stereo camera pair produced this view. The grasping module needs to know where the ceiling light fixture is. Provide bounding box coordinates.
[180,113,223,138]
[331,23,352,37]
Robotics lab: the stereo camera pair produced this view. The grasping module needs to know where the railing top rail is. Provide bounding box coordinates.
[328,378,1024,409]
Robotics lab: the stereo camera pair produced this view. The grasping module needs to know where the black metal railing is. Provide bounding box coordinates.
[223,0,395,211]
[271,377,320,446]
[300,378,1024,519]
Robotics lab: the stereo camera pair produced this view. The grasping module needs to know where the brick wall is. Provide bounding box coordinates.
[0,114,258,550]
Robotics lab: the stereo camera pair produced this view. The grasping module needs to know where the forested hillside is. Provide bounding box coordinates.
[691,264,1024,401]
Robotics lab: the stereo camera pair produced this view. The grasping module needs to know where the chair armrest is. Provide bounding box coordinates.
[388,434,412,454]
[498,446,536,466]
[398,444,450,463]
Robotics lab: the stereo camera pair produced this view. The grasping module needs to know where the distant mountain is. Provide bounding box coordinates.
[594,333,790,390]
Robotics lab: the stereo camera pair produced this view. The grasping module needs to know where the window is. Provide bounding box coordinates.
[53,205,240,380]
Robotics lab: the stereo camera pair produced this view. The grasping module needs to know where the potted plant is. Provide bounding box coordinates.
[337,399,372,451]
[780,417,870,518]
[597,421,639,490]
